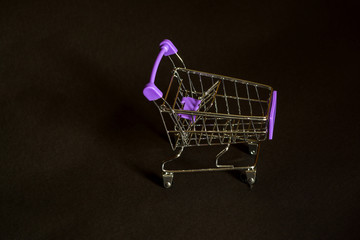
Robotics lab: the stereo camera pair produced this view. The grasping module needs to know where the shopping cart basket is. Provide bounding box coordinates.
[143,39,277,188]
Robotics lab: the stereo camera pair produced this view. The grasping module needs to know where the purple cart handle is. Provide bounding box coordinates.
[268,90,277,140]
[143,39,178,101]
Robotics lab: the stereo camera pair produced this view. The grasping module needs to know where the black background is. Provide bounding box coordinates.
[1,0,360,239]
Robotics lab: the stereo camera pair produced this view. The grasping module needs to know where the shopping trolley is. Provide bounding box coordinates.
[143,39,277,188]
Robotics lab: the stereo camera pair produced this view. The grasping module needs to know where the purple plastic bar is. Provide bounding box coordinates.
[268,90,277,140]
[143,39,178,101]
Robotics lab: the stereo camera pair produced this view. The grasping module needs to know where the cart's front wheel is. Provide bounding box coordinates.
[248,142,259,155]
[163,172,174,188]
[245,169,256,189]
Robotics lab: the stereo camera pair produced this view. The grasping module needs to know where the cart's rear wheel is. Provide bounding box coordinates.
[163,172,174,188]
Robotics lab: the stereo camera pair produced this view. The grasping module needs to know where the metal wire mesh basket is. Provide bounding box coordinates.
[143,39,277,189]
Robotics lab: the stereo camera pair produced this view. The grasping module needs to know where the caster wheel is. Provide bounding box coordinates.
[247,177,255,185]
[163,172,174,189]
[245,169,256,189]
[248,143,258,155]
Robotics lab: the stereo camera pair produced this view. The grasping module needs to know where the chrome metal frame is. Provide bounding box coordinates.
[153,54,274,189]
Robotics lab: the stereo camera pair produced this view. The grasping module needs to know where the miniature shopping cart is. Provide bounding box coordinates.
[143,39,277,188]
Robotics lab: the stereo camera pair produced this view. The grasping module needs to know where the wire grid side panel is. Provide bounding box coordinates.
[163,68,272,118]
[160,111,268,148]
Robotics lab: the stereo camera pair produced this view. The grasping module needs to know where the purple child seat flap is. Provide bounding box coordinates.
[178,97,201,122]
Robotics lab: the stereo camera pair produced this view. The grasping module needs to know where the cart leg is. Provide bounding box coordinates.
[161,147,184,189]
[162,172,174,188]
[248,142,259,155]
[215,144,234,168]
[245,168,256,189]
